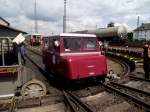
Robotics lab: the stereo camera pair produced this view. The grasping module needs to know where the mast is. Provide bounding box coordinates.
[137,16,139,40]
[34,0,38,33]
[63,0,67,33]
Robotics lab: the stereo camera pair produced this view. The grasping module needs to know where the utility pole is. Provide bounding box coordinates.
[63,0,67,33]
[34,0,38,33]
[137,16,139,40]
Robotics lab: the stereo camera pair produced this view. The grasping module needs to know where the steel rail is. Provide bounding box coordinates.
[101,83,150,110]
[129,76,150,83]
[110,82,150,96]
[106,55,131,79]
[63,91,95,112]
[63,91,79,112]
[8,97,16,112]
[109,56,130,75]
[107,47,142,58]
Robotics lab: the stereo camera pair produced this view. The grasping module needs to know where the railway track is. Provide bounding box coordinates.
[24,49,96,112]
[106,47,143,68]
[63,91,95,112]
[107,57,130,77]
[26,47,147,112]
[101,82,150,111]
[129,75,150,83]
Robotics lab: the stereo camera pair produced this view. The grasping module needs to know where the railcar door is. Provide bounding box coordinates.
[51,38,61,74]
[45,37,60,74]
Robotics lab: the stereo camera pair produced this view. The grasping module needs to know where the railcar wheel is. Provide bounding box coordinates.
[21,79,47,98]
[101,77,105,83]
[96,77,105,83]
[45,64,50,73]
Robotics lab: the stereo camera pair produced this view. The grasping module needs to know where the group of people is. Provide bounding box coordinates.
[143,44,150,79]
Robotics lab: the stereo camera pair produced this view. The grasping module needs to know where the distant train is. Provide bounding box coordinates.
[89,25,127,39]
[75,26,127,42]
[42,33,107,81]
[25,34,43,46]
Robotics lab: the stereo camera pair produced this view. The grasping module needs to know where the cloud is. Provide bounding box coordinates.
[0,0,150,35]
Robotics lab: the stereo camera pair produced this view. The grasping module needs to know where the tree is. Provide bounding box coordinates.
[127,32,133,42]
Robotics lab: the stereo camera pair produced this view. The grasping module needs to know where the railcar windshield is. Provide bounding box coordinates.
[64,38,80,51]
[63,37,97,51]
[83,38,96,50]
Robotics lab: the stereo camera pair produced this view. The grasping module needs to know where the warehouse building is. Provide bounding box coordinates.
[133,23,150,40]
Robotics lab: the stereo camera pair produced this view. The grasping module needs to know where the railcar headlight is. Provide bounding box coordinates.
[69,59,72,62]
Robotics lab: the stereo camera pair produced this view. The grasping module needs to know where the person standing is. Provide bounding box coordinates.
[19,42,26,64]
[143,44,150,79]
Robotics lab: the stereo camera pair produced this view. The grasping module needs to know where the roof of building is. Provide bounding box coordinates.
[134,23,150,31]
[0,23,27,34]
[0,17,10,26]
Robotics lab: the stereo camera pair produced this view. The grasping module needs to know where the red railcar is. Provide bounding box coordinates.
[43,33,107,80]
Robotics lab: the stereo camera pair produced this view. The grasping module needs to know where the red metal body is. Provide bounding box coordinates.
[43,33,107,80]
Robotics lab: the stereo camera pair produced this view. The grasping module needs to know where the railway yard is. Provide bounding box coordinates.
[1,1,150,112]
[0,46,149,112]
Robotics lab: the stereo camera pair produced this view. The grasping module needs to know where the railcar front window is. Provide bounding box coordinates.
[83,38,96,50]
[64,38,80,51]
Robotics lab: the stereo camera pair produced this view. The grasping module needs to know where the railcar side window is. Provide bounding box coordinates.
[83,38,96,50]
[64,38,80,51]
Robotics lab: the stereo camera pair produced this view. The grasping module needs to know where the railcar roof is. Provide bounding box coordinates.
[45,33,96,38]
[26,34,42,36]
[60,33,96,37]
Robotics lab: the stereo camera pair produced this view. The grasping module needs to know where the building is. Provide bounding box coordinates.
[133,23,150,40]
[0,17,27,39]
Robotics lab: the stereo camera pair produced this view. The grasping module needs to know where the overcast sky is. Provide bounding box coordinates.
[0,0,150,35]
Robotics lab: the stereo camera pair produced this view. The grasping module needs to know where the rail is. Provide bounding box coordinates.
[110,82,150,97]
[101,83,150,111]
[108,57,130,77]
[8,97,16,112]
[129,75,150,83]
[63,91,95,112]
